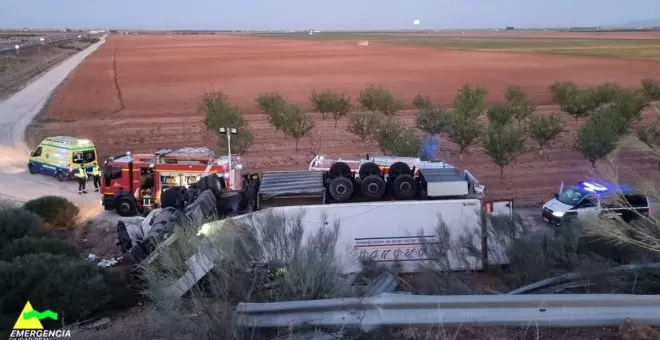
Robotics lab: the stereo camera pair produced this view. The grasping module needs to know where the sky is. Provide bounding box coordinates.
[1,0,659,31]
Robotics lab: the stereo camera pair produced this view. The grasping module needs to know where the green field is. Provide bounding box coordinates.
[254,33,660,60]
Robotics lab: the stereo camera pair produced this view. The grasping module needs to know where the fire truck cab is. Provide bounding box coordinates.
[101,148,243,216]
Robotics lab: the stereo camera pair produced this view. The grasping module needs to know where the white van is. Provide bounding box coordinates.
[542,181,650,226]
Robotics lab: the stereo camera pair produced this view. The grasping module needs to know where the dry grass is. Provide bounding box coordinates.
[254,33,660,60]
[582,114,660,256]
[78,198,660,339]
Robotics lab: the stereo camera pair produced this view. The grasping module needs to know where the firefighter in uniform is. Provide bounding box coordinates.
[91,162,101,192]
[75,164,88,194]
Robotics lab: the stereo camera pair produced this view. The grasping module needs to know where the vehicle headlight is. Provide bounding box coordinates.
[552,211,565,218]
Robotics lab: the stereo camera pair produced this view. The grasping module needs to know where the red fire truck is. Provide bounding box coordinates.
[101,148,243,216]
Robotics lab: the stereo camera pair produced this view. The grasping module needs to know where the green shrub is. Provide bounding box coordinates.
[412,94,433,109]
[0,236,79,262]
[23,196,79,230]
[0,208,48,247]
[0,253,111,330]
[357,84,403,116]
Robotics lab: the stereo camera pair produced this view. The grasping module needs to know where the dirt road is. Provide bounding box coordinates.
[0,36,106,215]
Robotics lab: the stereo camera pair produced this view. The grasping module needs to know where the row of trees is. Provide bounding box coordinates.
[202,78,660,174]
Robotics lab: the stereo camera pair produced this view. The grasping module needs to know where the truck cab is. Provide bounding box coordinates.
[542,181,650,226]
[101,148,243,216]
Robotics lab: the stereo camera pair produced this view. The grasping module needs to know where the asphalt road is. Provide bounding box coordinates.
[0,35,106,215]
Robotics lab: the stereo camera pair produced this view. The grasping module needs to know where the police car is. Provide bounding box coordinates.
[542,181,650,226]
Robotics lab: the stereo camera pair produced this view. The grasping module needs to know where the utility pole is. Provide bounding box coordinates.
[219,127,237,189]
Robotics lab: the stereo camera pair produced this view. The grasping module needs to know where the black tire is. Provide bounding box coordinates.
[27,163,35,174]
[328,177,354,202]
[56,171,65,182]
[328,162,352,179]
[388,162,411,178]
[116,196,138,216]
[360,175,386,200]
[198,173,224,197]
[392,174,418,200]
[359,162,381,179]
[161,186,186,209]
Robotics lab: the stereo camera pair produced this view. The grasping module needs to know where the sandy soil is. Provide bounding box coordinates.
[31,34,660,205]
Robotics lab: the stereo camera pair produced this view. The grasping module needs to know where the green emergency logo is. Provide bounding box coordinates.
[9,301,71,339]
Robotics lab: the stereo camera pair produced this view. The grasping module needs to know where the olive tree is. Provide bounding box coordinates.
[446,112,482,160]
[453,84,487,117]
[416,105,447,136]
[640,78,660,101]
[412,94,433,109]
[346,112,382,143]
[201,91,253,154]
[357,84,403,116]
[638,118,660,148]
[375,117,421,156]
[482,123,525,176]
[256,92,288,132]
[527,113,564,156]
[310,90,352,125]
[375,117,405,154]
[594,82,623,105]
[549,81,578,104]
[575,113,619,167]
[505,85,536,126]
[487,104,515,128]
[549,81,600,122]
[387,128,422,157]
[611,88,649,124]
[281,104,315,151]
[445,84,487,159]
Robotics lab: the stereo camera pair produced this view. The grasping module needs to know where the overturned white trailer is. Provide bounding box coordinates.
[135,157,517,298]
[205,164,514,274]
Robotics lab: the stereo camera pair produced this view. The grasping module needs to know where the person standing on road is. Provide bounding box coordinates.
[75,164,88,194]
[91,162,101,192]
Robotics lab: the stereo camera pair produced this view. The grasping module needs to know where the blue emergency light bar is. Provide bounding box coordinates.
[581,181,608,193]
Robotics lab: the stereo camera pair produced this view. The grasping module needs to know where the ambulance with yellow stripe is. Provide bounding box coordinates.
[28,136,97,182]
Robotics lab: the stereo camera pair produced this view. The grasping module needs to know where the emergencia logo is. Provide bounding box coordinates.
[9,301,71,339]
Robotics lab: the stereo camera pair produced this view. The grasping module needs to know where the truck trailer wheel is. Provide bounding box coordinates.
[161,186,186,209]
[388,162,411,178]
[328,177,354,202]
[360,175,386,200]
[359,162,381,179]
[328,162,352,179]
[116,196,138,216]
[198,173,224,198]
[392,174,418,200]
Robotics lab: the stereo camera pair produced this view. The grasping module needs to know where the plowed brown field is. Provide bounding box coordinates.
[30,34,660,205]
